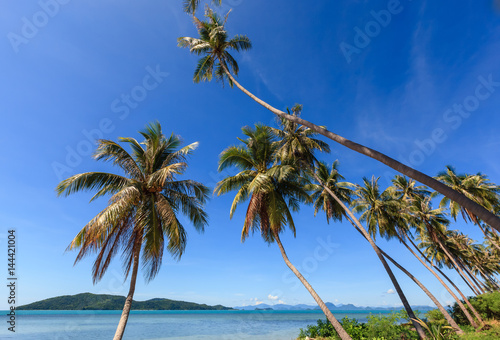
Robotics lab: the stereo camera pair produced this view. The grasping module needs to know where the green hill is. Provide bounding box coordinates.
[17,293,234,311]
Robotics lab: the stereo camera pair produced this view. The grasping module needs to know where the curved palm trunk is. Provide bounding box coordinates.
[427,229,482,296]
[273,232,352,340]
[220,67,500,232]
[113,244,141,340]
[444,245,484,295]
[400,236,478,328]
[454,255,487,294]
[409,238,484,325]
[308,171,426,339]
[376,247,463,335]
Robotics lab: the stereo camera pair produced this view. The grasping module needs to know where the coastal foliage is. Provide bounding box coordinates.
[450,292,500,325]
[297,310,419,340]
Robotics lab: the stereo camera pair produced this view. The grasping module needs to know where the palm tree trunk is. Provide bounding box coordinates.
[220,67,500,232]
[376,247,463,335]
[454,255,487,294]
[408,238,484,325]
[113,242,141,340]
[272,231,352,340]
[433,235,483,296]
[400,235,478,328]
[307,170,427,339]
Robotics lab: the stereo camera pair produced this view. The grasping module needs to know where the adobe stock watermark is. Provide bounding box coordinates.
[400,74,499,167]
[381,73,499,184]
[7,0,71,53]
[56,268,127,340]
[51,64,169,181]
[339,0,413,64]
[265,235,338,305]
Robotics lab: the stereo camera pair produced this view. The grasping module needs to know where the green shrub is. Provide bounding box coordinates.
[425,309,448,327]
[450,292,500,325]
[297,310,419,340]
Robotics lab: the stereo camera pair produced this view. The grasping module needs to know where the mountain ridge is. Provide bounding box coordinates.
[234,302,434,311]
[17,293,234,311]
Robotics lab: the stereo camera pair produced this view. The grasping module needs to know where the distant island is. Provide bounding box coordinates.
[17,293,234,311]
[17,293,434,312]
[234,302,434,312]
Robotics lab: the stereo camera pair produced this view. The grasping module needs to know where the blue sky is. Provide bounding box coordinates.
[1,0,500,310]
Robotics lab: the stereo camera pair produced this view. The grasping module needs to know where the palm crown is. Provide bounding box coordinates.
[214,124,309,242]
[178,7,252,86]
[56,122,209,282]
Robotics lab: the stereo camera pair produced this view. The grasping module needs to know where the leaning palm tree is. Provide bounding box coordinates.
[56,122,209,340]
[270,114,426,338]
[178,8,500,230]
[409,197,485,296]
[310,161,354,223]
[214,124,352,340]
[386,176,481,328]
[435,166,500,250]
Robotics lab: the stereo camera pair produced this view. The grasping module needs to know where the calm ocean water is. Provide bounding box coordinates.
[0,310,394,340]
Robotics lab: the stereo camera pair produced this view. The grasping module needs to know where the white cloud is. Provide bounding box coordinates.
[249,297,264,305]
[278,300,285,304]
[268,294,279,301]
[386,289,396,294]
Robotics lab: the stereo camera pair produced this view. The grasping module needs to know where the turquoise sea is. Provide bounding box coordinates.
[0,310,395,339]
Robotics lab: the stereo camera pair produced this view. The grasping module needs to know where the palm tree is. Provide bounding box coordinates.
[407,235,484,327]
[269,112,427,338]
[214,124,352,340]
[177,9,500,231]
[410,197,486,296]
[435,166,500,224]
[386,176,480,328]
[310,161,354,224]
[345,177,462,334]
[435,166,500,250]
[56,122,209,340]
[269,111,427,338]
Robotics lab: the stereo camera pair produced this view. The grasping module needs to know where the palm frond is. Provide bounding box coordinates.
[56,172,130,198]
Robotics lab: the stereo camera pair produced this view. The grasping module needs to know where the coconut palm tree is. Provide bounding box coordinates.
[386,176,481,327]
[269,114,426,338]
[177,8,500,231]
[56,122,209,340]
[214,124,352,340]
[410,197,487,297]
[344,177,462,333]
[309,161,354,224]
[435,166,500,224]
[435,166,500,250]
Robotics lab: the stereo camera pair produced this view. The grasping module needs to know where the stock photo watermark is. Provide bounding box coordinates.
[400,74,499,168]
[51,64,169,181]
[6,230,17,333]
[381,73,499,184]
[7,0,71,53]
[269,235,339,304]
[339,0,413,64]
